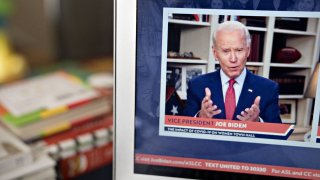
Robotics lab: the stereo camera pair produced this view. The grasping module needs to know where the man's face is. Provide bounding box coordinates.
[213,29,250,79]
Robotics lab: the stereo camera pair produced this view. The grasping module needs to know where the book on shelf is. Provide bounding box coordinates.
[238,16,266,27]
[247,33,261,62]
[171,14,209,23]
[193,14,200,22]
[275,17,308,31]
[172,14,196,21]
[57,143,113,179]
[0,153,56,180]
[0,71,112,142]
[0,125,33,175]
[167,51,201,60]
[269,75,305,95]
[202,15,210,22]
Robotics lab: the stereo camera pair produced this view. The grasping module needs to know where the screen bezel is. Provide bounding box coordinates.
[115,0,181,179]
[115,0,192,179]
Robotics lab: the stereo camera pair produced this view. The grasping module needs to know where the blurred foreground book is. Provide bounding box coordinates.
[0,153,56,180]
[0,71,112,142]
[57,143,113,179]
[40,113,113,179]
[0,125,33,174]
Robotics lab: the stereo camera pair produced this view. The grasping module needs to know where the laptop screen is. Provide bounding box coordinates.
[116,1,320,179]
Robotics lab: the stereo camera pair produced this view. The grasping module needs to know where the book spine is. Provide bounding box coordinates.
[193,14,200,22]
[23,100,112,143]
[270,76,305,95]
[58,143,113,179]
[43,114,113,145]
[248,33,261,62]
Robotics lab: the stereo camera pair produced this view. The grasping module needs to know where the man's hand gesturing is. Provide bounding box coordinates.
[237,96,261,122]
[199,88,221,118]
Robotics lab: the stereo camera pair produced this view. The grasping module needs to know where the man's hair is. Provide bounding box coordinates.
[212,21,251,48]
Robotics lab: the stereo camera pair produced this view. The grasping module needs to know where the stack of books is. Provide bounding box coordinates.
[0,71,113,178]
[40,113,113,179]
[53,120,113,179]
[0,71,112,142]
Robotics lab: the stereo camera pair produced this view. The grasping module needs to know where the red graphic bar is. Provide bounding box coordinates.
[165,115,292,134]
[135,153,320,179]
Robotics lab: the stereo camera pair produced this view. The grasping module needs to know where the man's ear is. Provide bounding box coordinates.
[212,46,218,61]
[246,46,251,58]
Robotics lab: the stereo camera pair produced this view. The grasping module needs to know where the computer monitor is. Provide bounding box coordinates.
[115,1,320,179]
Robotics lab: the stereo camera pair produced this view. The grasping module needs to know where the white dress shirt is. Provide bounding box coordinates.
[220,68,263,122]
[220,68,247,105]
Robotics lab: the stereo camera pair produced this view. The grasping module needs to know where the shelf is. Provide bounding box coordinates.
[246,62,264,66]
[292,126,311,133]
[273,29,317,36]
[279,95,304,99]
[168,19,210,26]
[167,58,208,64]
[214,61,264,66]
[270,63,312,68]
[247,26,267,32]
[288,126,310,141]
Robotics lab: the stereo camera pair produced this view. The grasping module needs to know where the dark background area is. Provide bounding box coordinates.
[7,0,113,66]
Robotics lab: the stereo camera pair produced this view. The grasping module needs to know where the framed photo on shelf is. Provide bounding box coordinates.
[167,65,206,100]
[166,66,182,91]
[185,65,206,89]
[279,99,297,124]
[246,66,259,75]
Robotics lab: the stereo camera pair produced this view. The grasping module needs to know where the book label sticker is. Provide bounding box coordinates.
[0,72,98,117]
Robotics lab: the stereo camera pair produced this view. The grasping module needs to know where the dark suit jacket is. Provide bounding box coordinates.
[183,69,282,123]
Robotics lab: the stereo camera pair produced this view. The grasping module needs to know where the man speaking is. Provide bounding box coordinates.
[183,21,282,123]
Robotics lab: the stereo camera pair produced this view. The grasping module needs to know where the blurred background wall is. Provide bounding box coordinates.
[6,0,113,66]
